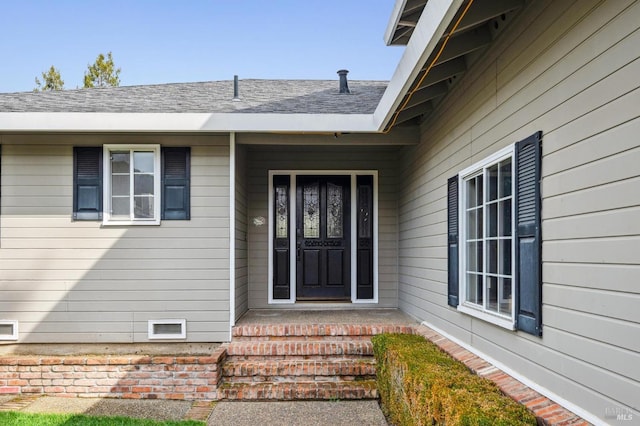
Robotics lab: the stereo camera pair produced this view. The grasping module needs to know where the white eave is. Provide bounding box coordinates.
[0,112,377,133]
[374,0,464,131]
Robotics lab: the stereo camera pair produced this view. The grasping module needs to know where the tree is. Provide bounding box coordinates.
[83,52,121,88]
[34,65,64,91]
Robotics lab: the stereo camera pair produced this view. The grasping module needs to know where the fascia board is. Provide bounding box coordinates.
[374,0,464,131]
[0,112,378,133]
[384,0,408,46]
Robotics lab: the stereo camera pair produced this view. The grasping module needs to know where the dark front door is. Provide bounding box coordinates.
[296,176,351,300]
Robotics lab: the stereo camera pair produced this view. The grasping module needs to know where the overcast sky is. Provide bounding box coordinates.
[0,0,405,93]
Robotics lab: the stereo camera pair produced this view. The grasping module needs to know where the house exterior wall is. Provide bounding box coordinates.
[234,142,249,321]
[0,134,231,343]
[397,0,640,422]
[244,143,401,309]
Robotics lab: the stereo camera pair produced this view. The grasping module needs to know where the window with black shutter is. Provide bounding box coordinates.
[447,132,542,336]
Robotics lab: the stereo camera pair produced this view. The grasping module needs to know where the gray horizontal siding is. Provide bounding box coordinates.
[397,0,640,422]
[0,134,231,343]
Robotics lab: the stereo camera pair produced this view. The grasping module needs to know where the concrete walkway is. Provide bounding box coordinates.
[0,395,388,425]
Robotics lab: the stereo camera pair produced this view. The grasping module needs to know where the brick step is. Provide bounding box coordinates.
[232,324,414,340]
[222,359,376,381]
[226,340,374,358]
[217,380,378,401]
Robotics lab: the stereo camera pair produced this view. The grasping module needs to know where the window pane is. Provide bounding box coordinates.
[477,242,484,273]
[466,242,477,272]
[500,158,512,198]
[466,178,477,208]
[111,196,129,217]
[134,174,154,196]
[487,202,497,237]
[111,152,130,173]
[500,199,512,236]
[477,175,483,206]
[488,164,498,201]
[134,152,154,173]
[466,273,482,305]
[499,278,512,314]
[467,210,476,239]
[327,183,343,238]
[487,240,498,274]
[477,207,483,239]
[134,196,154,218]
[111,175,130,196]
[487,276,498,313]
[499,239,512,276]
[275,185,288,239]
[303,182,320,238]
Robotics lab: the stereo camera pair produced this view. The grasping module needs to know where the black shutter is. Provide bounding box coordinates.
[514,131,543,336]
[73,147,102,220]
[447,175,459,307]
[161,147,190,220]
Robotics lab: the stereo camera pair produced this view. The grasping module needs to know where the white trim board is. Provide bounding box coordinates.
[267,170,379,305]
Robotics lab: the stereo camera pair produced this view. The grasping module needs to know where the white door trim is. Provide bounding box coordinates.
[267,170,379,304]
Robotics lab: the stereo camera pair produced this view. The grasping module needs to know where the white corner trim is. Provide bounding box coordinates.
[420,321,601,425]
[374,0,465,130]
[229,132,236,338]
[0,320,19,341]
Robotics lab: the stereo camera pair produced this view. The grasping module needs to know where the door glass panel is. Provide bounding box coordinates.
[275,185,288,238]
[303,182,320,238]
[327,183,343,238]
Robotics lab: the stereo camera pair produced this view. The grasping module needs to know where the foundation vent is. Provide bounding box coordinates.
[148,319,186,339]
[0,320,18,340]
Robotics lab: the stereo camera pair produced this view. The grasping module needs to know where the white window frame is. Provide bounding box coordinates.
[148,319,187,340]
[267,170,379,304]
[458,145,516,330]
[0,320,19,341]
[103,144,161,226]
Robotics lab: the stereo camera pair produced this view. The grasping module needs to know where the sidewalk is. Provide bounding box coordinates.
[0,395,388,425]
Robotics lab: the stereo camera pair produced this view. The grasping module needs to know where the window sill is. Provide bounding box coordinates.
[102,220,161,226]
[457,304,515,331]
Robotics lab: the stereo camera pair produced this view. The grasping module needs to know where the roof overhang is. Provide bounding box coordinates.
[0,112,377,133]
[376,0,525,131]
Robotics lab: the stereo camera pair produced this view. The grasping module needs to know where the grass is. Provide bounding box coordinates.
[0,411,205,426]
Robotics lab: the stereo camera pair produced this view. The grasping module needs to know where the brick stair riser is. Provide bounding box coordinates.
[232,324,414,339]
[217,381,378,401]
[226,341,373,357]
[222,359,376,380]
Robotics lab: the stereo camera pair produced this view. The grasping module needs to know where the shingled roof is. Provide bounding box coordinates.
[0,79,387,114]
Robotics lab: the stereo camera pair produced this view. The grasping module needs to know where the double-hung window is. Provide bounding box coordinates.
[447,132,542,336]
[73,145,190,224]
[458,146,514,328]
[104,145,161,225]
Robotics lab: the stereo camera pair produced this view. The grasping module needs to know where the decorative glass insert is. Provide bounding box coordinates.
[358,185,371,238]
[303,182,320,238]
[275,185,288,238]
[462,154,514,318]
[327,183,343,238]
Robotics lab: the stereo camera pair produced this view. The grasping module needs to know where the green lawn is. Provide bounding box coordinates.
[0,411,205,426]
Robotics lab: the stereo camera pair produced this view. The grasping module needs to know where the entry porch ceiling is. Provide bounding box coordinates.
[384,0,526,127]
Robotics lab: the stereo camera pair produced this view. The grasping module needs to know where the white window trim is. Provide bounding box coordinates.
[103,144,161,226]
[458,145,515,330]
[148,319,187,340]
[0,320,19,341]
[267,170,379,304]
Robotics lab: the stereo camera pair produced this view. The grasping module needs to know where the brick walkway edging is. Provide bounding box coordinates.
[413,324,590,426]
[0,327,588,425]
